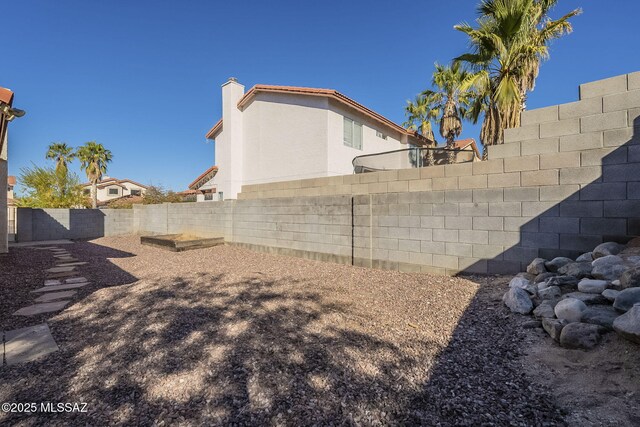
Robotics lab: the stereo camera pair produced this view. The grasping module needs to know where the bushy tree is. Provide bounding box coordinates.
[16,164,89,208]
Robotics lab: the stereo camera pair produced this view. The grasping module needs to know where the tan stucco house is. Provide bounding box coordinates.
[81,177,148,204]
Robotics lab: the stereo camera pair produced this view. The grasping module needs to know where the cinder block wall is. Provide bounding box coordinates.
[17,208,134,241]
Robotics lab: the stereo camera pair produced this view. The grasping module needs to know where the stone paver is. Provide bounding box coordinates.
[47,271,79,279]
[44,279,62,286]
[3,324,59,365]
[46,266,76,273]
[56,262,87,267]
[13,300,71,316]
[34,290,77,303]
[55,258,79,263]
[65,277,88,284]
[31,282,89,293]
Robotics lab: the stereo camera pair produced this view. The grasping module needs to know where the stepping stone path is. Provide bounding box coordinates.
[6,245,90,365]
[2,324,59,365]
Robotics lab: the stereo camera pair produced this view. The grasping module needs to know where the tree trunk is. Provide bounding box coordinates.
[91,182,98,209]
[446,137,456,164]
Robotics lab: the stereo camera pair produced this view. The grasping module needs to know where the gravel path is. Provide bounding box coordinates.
[0,236,564,425]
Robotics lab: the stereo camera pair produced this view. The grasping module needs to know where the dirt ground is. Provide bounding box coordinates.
[1,236,638,426]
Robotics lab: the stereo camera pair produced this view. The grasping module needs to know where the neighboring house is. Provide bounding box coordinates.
[81,176,148,203]
[184,165,218,201]
[202,78,432,200]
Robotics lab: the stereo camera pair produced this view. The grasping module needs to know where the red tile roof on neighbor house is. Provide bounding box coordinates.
[0,87,14,105]
[7,175,16,186]
[81,177,149,189]
[188,166,218,190]
[205,84,433,146]
[453,138,482,159]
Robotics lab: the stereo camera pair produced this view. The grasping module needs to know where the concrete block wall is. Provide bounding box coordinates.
[16,208,134,241]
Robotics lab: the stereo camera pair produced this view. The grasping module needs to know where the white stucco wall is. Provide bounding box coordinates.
[85,181,147,202]
[1,131,8,253]
[242,92,329,186]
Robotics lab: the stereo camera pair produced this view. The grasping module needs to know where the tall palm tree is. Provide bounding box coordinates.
[404,94,439,166]
[45,142,75,176]
[76,141,113,208]
[423,62,472,164]
[455,0,580,158]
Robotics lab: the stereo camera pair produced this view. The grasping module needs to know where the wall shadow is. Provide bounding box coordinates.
[18,208,107,242]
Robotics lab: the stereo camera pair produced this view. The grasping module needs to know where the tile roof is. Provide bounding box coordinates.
[0,87,13,105]
[188,166,218,190]
[453,138,481,159]
[7,175,16,186]
[205,84,434,146]
[81,178,148,189]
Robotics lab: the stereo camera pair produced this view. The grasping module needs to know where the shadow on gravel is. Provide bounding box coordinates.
[0,271,564,425]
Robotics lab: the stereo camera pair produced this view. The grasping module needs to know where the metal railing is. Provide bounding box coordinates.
[352,146,476,174]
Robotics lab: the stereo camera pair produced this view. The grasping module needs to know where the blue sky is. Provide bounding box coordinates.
[4,0,640,192]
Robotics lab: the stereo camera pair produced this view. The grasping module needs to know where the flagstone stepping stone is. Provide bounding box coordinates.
[34,290,77,302]
[65,277,88,283]
[4,324,59,365]
[56,262,87,267]
[13,300,70,316]
[55,257,78,262]
[44,279,62,286]
[47,271,79,279]
[46,266,76,273]
[32,282,89,293]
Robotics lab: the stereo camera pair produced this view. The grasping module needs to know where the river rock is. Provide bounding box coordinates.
[547,275,579,287]
[539,285,561,300]
[592,255,624,268]
[527,258,547,275]
[576,252,594,262]
[509,276,536,295]
[554,298,587,323]
[592,263,627,281]
[559,323,605,349]
[533,300,557,319]
[613,303,640,343]
[503,287,533,314]
[620,266,640,289]
[627,237,640,248]
[608,280,623,291]
[602,289,620,302]
[563,292,608,305]
[613,288,640,312]
[582,305,619,330]
[577,279,609,294]
[558,262,593,279]
[593,242,624,258]
[534,272,557,284]
[545,257,573,273]
[542,318,567,342]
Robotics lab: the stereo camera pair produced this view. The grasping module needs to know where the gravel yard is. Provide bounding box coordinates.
[1,235,634,425]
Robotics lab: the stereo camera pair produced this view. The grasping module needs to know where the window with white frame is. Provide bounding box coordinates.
[108,188,119,195]
[376,131,388,140]
[343,117,363,150]
[130,189,141,196]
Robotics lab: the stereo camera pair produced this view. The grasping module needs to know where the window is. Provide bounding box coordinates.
[343,117,363,150]
[204,193,213,201]
[108,188,119,195]
[376,131,388,140]
[130,189,141,196]
[218,192,224,201]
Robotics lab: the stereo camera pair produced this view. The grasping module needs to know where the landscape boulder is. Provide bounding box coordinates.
[542,318,567,342]
[613,288,640,312]
[563,292,608,305]
[545,257,573,273]
[613,304,640,344]
[534,272,557,284]
[526,258,547,275]
[559,323,605,349]
[503,287,533,314]
[554,298,587,323]
[602,289,620,302]
[592,241,624,258]
[509,276,537,295]
[577,279,609,294]
[581,305,619,330]
[619,266,640,289]
[539,285,561,300]
[576,252,594,262]
[627,237,640,248]
[557,262,592,279]
[533,300,557,319]
[591,263,627,281]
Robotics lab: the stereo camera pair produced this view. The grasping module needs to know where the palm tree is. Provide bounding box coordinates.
[45,142,75,176]
[404,94,439,166]
[76,141,113,208]
[423,62,472,164]
[455,0,580,158]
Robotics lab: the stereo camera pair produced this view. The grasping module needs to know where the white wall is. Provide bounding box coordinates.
[0,132,7,253]
[86,181,148,202]
[326,100,406,174]
[242,92,329,186]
